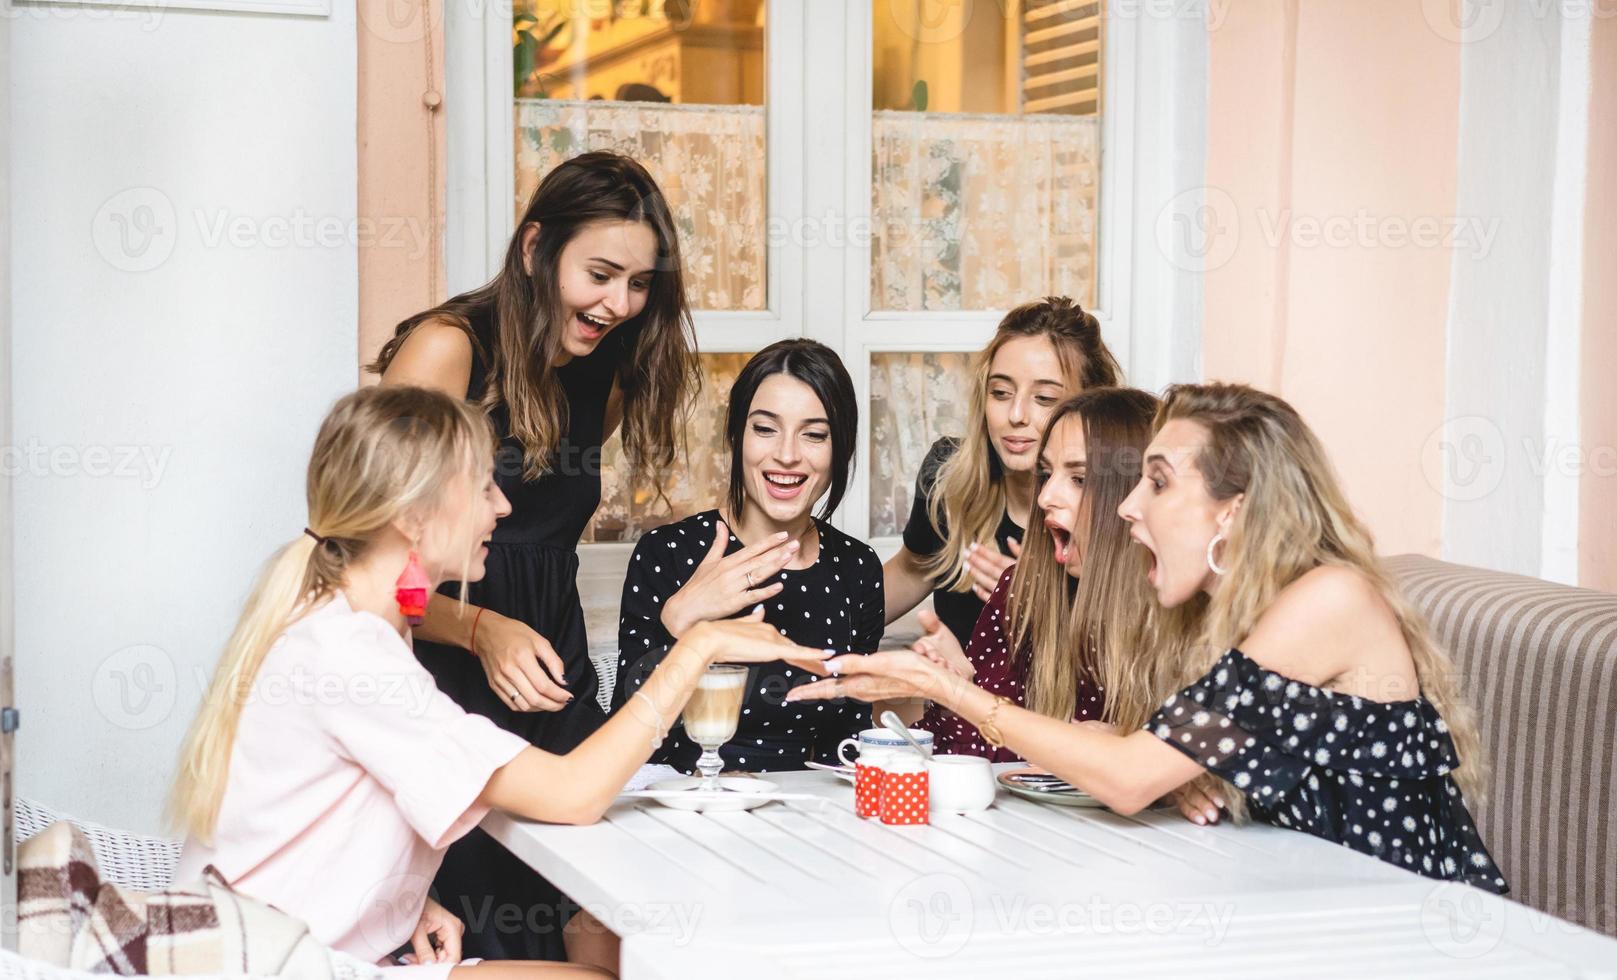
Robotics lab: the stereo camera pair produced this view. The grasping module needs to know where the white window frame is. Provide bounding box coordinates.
[445,0,1207,614]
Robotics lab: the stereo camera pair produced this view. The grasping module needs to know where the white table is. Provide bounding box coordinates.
[483,769,1617,978]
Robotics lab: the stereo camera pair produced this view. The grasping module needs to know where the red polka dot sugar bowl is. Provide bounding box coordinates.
[837,727,936,819]
[878,752,930,826]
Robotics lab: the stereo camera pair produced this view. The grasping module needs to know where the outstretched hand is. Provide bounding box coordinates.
[785,649,971,707]
[911,608,973,679]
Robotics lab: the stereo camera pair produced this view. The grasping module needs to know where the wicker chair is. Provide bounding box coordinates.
[7,799,384,979]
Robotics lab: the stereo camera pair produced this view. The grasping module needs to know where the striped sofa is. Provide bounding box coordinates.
[1388,554,1617,938]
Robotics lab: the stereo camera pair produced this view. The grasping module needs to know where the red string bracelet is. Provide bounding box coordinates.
[469,607,486,657]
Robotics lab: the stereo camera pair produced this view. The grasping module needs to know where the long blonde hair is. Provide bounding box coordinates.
[168,386,494,842]
[1148,383,1486,812]
[926,297,1121,592]
[1005,389,1163,729]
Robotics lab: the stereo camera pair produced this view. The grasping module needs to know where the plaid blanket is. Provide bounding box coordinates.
[19,821,334,977]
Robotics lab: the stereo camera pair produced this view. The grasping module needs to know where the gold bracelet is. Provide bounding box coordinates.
[979,696,1013,749]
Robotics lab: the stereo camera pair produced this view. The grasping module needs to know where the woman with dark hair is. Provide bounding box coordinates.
[370,151,699,963]
[611,339,882,771]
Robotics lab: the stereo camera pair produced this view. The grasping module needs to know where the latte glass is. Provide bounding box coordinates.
[682,665,747,791]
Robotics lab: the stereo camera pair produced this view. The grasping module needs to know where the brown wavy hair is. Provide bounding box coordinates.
[925,296,1122,591]
[1005,388,1162,728]
[369,152,700,489]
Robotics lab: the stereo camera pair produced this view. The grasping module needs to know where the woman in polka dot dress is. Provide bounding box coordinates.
[911,389,1162,763]
[791,383,1506,893]
[612,341,882,772]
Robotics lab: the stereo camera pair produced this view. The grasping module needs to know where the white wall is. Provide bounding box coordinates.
[9,3,358,834]
[1441,3,1588,583]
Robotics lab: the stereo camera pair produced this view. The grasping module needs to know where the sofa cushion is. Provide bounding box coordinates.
[1387,554,1616,937]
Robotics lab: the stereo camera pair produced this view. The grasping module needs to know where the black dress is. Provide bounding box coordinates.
[413,308,629,960]
[612,510,884,771]
[902,437,1023,649]
[1148,648,1507,893]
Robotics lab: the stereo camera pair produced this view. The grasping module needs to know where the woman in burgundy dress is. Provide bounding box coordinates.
[910,389,1165,763]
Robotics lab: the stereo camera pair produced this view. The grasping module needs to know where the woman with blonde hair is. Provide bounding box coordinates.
[883,297,1122,652]
[169,385,825,977]
[909,388,1162,758]
[792,383,1506,892]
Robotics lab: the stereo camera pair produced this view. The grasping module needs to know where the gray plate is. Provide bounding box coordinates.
[996,771,1105,808]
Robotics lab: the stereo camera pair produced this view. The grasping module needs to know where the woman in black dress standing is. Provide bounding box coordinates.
[613,340,882,770]
[370,152,699,966]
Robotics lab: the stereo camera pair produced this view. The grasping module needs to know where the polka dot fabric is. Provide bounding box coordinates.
[879,770,929,825]
[1147,648,1507,894]
[916,567,1105,763]
[611,510,884,773]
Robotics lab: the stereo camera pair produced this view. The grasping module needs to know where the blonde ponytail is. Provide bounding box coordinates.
[168,536,341,841]
[168,386,493,842]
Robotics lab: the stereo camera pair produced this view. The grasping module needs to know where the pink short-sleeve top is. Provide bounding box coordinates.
[174,593,529,967]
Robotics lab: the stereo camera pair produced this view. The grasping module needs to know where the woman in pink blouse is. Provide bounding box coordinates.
[169,386,824,978]
[911,389,1160,758]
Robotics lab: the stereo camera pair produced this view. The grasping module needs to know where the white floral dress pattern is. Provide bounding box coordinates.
[1148,648,1507,894]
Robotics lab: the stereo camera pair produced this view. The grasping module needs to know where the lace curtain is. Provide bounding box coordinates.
[515,99,767,311]
[867,352,976,537]
[871,110,1100,312]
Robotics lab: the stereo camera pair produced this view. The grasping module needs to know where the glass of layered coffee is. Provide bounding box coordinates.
[683,664,748,791]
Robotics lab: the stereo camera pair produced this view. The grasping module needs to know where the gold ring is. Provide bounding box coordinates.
[745,570,756,589]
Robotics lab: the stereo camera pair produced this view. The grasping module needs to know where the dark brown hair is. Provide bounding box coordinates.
[724,340,858,521]
[369,152,700,489]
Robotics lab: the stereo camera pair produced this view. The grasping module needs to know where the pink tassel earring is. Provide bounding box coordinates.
[395,549,430,625]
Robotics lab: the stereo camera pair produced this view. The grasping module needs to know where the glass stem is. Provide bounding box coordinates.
[696,746,723,791]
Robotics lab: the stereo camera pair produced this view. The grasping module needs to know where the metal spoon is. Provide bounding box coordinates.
[879,709,933,759]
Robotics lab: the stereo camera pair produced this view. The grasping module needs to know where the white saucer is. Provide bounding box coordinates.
[645,776,780,812]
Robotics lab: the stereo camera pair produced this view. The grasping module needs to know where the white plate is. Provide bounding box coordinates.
[643,776,781,812]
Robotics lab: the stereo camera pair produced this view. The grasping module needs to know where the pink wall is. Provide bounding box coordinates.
[356,0,445,385]
[1204,0,1461,557]
[1582,14,1617,593]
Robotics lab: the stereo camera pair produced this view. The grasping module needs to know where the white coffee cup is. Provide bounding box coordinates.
[836,727,935,768]
[926,754,997,813]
